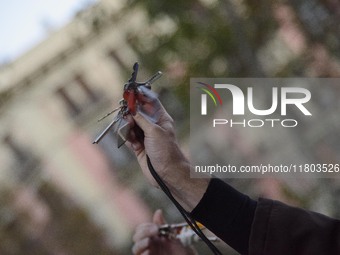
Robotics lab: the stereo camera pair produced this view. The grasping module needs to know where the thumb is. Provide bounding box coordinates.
[153,209,166,225]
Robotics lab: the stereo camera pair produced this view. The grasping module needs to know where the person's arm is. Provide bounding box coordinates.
[249,198,340,255]
[191,178,256,254]
[127,89,255,254]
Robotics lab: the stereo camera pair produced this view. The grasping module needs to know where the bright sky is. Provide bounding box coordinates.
[0,0,97,63]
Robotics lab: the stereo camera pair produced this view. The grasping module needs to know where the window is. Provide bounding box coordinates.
[3,134,40,182]
[56,74,100,117]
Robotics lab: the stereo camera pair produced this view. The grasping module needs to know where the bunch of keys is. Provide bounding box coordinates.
[159,222,219,247]
[93,62,162,146]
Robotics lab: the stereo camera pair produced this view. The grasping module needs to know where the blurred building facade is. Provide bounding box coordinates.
[0,0,153,254]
